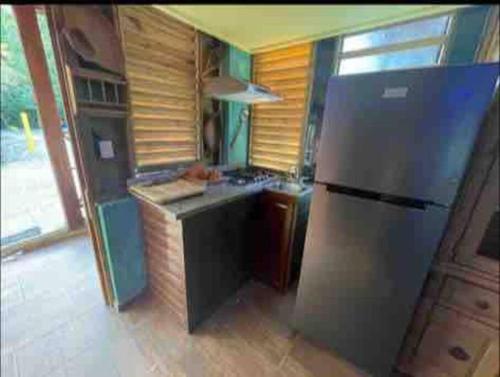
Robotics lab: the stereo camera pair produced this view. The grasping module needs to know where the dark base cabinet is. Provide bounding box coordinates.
[135,188,311,333]
[183,195,257,331]
[252,190,312,293]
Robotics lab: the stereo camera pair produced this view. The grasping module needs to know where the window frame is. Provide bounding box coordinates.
[333,12,456,76]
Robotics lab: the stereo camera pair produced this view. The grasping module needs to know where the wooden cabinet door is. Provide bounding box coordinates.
[407,305,499,377]
[287,191,312,287]
[440,277,499,324]
[253,193,294,291]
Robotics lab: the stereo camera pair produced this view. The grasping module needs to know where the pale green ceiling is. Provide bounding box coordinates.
[158,5,467,53]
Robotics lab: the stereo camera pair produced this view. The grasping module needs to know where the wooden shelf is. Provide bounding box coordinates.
[70,66,126,84]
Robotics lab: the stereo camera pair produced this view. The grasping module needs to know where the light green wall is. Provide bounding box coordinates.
[446,5,492,64]
[221,45,251,167]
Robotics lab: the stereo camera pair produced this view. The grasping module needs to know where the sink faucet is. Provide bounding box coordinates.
[287,165,300,184]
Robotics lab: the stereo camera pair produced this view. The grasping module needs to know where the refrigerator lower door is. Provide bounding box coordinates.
[293,184,449,377]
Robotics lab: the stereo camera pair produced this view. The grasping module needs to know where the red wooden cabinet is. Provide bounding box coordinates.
[252,189,311,293]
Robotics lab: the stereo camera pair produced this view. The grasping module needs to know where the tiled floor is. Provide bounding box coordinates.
[1,236,405,377]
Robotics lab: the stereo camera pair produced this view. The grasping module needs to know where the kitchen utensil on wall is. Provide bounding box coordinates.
[61,5,124,74]
[203,110,221,156]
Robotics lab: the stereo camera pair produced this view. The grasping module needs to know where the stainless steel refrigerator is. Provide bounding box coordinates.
[293,64,498,377]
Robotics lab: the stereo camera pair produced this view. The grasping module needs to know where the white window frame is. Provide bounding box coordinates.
[333,12,456,75]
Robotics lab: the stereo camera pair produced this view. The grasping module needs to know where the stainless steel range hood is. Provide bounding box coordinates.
[203,76,282,104]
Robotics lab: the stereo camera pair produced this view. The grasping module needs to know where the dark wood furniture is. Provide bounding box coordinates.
[252,189,312,293]
[397,94,499,377]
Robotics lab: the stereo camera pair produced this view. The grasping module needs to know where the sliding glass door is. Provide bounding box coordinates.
[1,5,82,249]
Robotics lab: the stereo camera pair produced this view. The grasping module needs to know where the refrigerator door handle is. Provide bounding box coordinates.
[323,182,430,210]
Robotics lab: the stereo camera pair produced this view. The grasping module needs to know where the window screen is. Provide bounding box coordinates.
[250,43,313,172]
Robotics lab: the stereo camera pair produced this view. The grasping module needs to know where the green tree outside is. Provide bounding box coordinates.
[1,5,65,131]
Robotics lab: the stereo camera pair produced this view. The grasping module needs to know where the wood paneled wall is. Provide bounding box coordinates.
[118,6,200,169]
[139,200,187,328]
[250,43,314,172]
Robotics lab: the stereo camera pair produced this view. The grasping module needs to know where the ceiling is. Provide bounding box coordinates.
[158,5,466,54]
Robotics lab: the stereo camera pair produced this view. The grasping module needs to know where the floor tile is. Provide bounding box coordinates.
[1,280,24,311]
[46,368,67,377]
[56,305,128,363]
[66,283,104,318]
[116,293,158,331]
[15,331,64,377]
[220,298,294,367]
[2,235,370,377]
[1,351,18,377]
[274,355,314,377]
[106,335,157,377]
[1,292,72,353]
[289,335,369,377]
[53,322,93,363]
[64,346,120,377]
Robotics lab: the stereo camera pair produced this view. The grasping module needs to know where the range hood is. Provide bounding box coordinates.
[203,76,282,104]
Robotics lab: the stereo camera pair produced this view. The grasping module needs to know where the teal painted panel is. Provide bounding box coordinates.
[306,38,338,167]
[222,45,251,166]
[446,6,491,64]
[228,46,251,80]
[97,196,146,308]
[225,101,249,166]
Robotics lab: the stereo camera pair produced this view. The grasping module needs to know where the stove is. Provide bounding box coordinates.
[224,168,276,186]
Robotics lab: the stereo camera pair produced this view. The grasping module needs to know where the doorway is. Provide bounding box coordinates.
[0,5,83,251]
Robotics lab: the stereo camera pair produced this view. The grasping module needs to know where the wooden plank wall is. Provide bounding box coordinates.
[250,43,314,172]
[118,6,200,168]
[138,200,188,328]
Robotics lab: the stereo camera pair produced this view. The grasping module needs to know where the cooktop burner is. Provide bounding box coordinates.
[224,169,276,186]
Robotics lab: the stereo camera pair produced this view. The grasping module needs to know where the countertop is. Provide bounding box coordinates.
[130,180,313,221]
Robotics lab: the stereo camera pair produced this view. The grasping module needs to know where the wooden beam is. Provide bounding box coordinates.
[1,228,88,258]
[13,5,84,230]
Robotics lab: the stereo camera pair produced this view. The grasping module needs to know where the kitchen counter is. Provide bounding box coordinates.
[129,177,312,333]
[129,180,312,221]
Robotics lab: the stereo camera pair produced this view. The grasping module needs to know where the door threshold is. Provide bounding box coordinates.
[1,227,88,258]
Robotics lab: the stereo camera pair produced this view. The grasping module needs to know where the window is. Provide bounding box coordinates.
[337,15,453,75]
[250,43,314,173]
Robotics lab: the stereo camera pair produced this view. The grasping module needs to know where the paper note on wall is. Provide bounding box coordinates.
[99,140,115,159]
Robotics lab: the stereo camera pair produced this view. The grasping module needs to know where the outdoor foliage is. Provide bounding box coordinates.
[0,5,65,130]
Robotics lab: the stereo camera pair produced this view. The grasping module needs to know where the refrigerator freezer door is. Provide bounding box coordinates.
[315,64,498,206]
[293,184,449,377]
